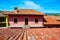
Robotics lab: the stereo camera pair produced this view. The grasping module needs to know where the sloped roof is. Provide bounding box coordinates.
[49,16,60,20]
[0,13,7,17]
[3,9,44,15]
[44,16,60,25]
[0,28,60,40]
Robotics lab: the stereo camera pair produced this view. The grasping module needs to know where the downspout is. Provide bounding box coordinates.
[6,16,8,27]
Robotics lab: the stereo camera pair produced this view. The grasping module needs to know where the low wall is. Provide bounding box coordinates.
[44,24,60,28]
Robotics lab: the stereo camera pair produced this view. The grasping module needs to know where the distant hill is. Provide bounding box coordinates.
[0,10,9,13]
[45,13,60,16]
[0,11,4,13]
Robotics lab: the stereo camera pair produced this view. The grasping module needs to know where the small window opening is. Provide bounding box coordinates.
[35,18,38,23]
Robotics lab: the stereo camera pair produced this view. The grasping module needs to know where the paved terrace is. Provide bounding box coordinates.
[0,28,60,40]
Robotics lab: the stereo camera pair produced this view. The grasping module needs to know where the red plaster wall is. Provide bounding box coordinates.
[8,15,43,27]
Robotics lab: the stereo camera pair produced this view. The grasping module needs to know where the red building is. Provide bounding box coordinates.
[4,7,44,28]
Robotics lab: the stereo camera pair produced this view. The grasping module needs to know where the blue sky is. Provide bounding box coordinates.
[0,0,60,13]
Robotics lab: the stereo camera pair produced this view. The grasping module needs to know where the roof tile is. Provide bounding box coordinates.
[44,16,60,25]
[3,9,44,15]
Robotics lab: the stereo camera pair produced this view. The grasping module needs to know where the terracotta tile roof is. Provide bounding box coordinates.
[0,13,7,17]
[0,28,60,40]
[44,16,60,25]
[49,16,60,20]
[3,9,44,15]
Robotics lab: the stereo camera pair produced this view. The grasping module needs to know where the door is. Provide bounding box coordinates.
[14,18,17,23]
[25,18,28,25]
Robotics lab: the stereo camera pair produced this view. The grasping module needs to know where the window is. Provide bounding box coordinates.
[0,23,6,27]
[0,17,6,22]
[14,18,17,23]
[35,18,38,23]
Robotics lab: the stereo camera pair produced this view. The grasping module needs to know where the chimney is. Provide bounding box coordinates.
[14,7,18,13]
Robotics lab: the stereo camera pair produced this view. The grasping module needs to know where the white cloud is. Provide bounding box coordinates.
[19,1,45,10]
